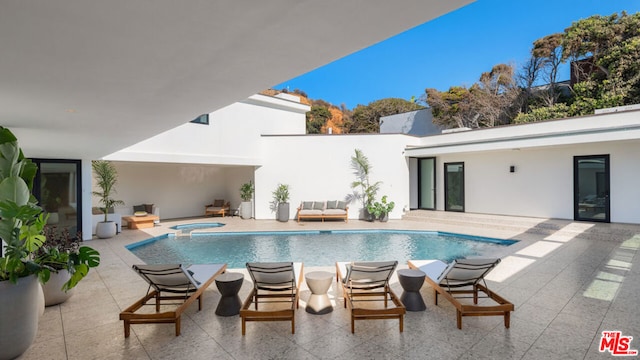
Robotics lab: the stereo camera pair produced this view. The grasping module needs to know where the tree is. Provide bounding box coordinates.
[344,98,423,133]
[562,12,640,112]
[425,86,478,129]
[476,64,521,127]
[516,55,544,113]
[306,105,331,134]
[426,64,520,129]
[532,33,564,106]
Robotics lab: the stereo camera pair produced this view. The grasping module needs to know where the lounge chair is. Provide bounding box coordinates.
[119,263,227,337]
[336,261,405,333]
[205,199,230,217]
[408,258,513,329]
[240,262,303,335]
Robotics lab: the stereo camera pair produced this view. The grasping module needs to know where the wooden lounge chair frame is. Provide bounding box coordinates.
[205,200,231,217]
[336,261,405,333]
[240,262,304,335]
[119,263,227,337]
[408,258,513,329]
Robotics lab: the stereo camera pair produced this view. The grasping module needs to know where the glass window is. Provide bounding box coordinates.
[444,162,464,212]
[419,158,435,209]
[190,114,209,125]
[574,155,610,222]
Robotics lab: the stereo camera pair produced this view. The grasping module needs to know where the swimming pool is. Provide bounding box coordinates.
[127,230,517,268]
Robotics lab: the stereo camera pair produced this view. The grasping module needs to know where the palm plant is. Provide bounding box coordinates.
[91,160,125,222]
[349,149,381,209]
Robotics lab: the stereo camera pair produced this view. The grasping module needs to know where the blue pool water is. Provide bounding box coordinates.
[127,230,517,268]
[169,223,225,230]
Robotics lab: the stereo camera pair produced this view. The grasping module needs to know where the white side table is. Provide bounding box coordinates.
[305,271,333,314]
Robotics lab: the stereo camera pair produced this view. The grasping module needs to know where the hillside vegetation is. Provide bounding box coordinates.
[265,11,640,133]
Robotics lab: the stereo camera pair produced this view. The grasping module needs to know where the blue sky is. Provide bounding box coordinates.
[274,0,640,110]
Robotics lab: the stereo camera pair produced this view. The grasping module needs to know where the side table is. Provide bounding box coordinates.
[305,271,334,315]
[215,272,244,316]
[397,269,426,311]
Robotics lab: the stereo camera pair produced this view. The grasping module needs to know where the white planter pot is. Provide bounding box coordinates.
[240,201,252,219]
[42,270,74,306]
[96,221,117,238]
[277,203,290,222]
[0,275,41,360]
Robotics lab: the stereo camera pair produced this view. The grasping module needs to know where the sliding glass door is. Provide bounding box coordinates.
[574,155,610,222]
[444,162,464,212]
[32,159,82,238]
[418,158,435,209]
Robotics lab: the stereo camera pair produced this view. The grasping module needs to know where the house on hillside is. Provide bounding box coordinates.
[380,108,443,136]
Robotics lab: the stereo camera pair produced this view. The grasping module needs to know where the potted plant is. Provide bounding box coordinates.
[36,226,100,306]
[0,127,51,359]
[368,195,395,222]
[349,149,381,221]
[272,183,290,222]
[239,181,254,219]
[91,160,124,238]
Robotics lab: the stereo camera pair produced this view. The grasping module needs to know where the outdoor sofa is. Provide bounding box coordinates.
[296,200,348,222]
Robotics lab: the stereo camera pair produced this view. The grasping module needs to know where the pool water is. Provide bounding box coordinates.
[169,223,225,231]
[127,230,517,268]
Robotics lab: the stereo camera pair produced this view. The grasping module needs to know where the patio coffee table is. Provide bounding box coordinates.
[215,272,244,316]
[122,215,159,229]
[305,271,333,315]
[397,269,426,311]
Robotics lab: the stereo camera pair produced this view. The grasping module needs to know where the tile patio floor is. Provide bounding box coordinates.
[17,212,640,360]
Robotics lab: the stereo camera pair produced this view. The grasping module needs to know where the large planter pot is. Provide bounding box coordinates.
[0,275,41,360]
[277,203,290,222]
[379,213,389,222]
[240,201,252,219]
[96,221,117,238]
[42,270,74,306]
[363,209,375,222]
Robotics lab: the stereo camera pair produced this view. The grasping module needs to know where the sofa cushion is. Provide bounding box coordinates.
[323,209,347,216]
[312,201,325,210]
[299,209,323,216]
[326,200,338,209]
[302,201,313,210]
[133,204,146,213]
[337,201,347,210]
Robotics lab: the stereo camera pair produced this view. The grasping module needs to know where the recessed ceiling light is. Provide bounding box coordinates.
[66,109,77,113]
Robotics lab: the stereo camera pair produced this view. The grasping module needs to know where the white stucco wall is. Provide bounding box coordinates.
[254,134,420,220]
[431,140,640,224]
[105,94,308,165]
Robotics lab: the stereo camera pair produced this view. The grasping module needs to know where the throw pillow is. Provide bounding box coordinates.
[302,201,313,210]
[144,204,154,214]
[312,201,325,210]
[326,200,338,209]
[337,201,347,210]
[133,205,145,213]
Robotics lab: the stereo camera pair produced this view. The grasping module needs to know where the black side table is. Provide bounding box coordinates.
[215,272,244,316]
[397,269,426,311]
